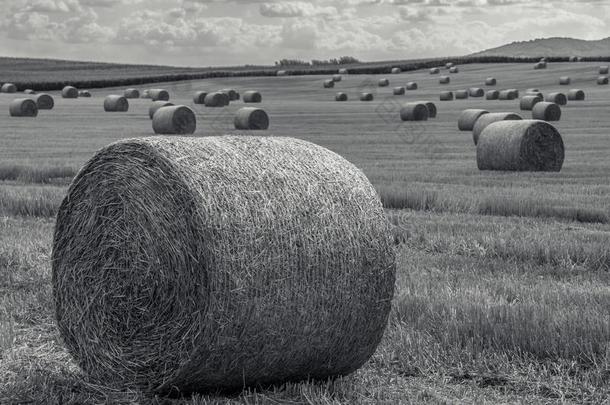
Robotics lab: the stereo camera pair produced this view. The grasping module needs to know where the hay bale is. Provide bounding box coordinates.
[486,90,499,100]
[323,79,335,89]
[445,62,454,69]
[124,88,140,99]
[439,91,454,101]
[33,94,54,110]
[335,92,348,101]
[243,91,262,103]
[545,92,567,106]
[277,70,287,76]
[141,90,151,99]
[9,98,38,117]
[1,83,17,93]
[439,76,450,84]
[559,77,571,85]
[508,89,519,98]
[422,101,437,118]
[193,91,208,104]
[149,89,170,102]
[104,95,129,112]
[24,89,36,94]
[152,105,196,134]
[597,76,609,85]
[472,112,522,145]
[458,109,489,131]
[378,78,389,87]
[520,95,543,111]
[406,82,418,90]
[534,62,547,69]
[469,88,484,97]
[391,67,401,74]
[600,66,609,74]
[360,93,374,101]
[532,102,561,121]
[234,107,269,130]
[455,90,469,99]
[525,90,543,98]
[62,86,78,99]
[485,77,496,86]
[78,90,91,98]
[430,68,440,74]
[204,92,230,107]
[449,67,459,74]
[567,89,585,101]
[569,56,578,62]
[393,87,405,95]
[221,89,240,101]
[149,101,174,119]
[338,68,348,75]
[52,136,395,393]
[332,74,342,82]
[477,120,564,171]
[498,90,517,100]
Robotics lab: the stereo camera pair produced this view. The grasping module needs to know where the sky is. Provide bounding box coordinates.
[0,0,608,67]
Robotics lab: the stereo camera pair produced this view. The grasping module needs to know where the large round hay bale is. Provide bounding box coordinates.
[234,107,269,130]
[9,98,38,117]
[520,95,543,111]
[559,77,571,85]
[430,67,440,74]
[393,87,405,95]
[532,102,561,121]
[486,90,499,100]
[141,89,151,99]
[277,70,287,76]
[545,92,567,106]
[24,89,36,95]
[391,67,401,74]
[360,93,374,101]
[149,101,174,119]
[323,79,335,89]
[400,102,428,121]
[507,89,519,98]
[567,89,585,101]
[193,91,208,104]
[104,95,129,112]
[149,89,170,102]
[569,56,578,62]
[332,74,342,82]
[34,94,54,110]
[485,77,497,86]
[52,136,395,393]
[449,67,459,74]
[422,101,437,118]
[152,105,196,135]
[335,92,348,101]
[498,90,517,100]
[78,90,91,98]
[378,78,389,87]
[439,91,454,101]
[468,88,484,97]
[221,89,239,101]
[455,90,469,99]
[477,120,564,171]
[406,82,418,90]
[62,86,78,99]
[600,66,609,75]
[243,91,262,103]
[439,76,450,84]
[525,90,543,98]
[445,62,454,69]
[534,62,547,69]
[338,68,348,75]
[124,88,140,99]
[458,109,489,131]
[1,83,17,93]
[204,92,230,107]
[597,76,608,85]
[472,112,522,145]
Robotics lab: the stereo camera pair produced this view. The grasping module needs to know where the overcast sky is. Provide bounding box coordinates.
[0,0,608,67]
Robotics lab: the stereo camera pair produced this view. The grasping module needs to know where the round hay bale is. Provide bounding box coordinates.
[149,101,174,119]
[406,82,418,90]
[323,79,335,89]
[124,88,140,99]
[477,120,564,171]
[221,89,239,101]
[34,94,54,110]
[152,105,196,135]
[391,67,401,74]
[335,92,348,101]
[534,62,547,69]
[532,102,561,121]
[559,77,571,85]
[445,62,454,69]
[472,112,522,145]
[332,74,342,82]
[204,92,230,107]
[24,89,36,95]
[569,56,578,62]
[430,68,440,75]
[338,68,348,75]
[104,95,129,112]
[393,87,405,95]
[1,83,17,93]
[422,101,437,118]
[567,89,585,101]
[52,136,395,393]
[508,89,519,98]
[79,90,91,98]
[498,90,517,100]
[599,66,609,75]
[9,98,38,117]
[277,70,287,76]
[486,90,500,100]
[520,95,543,111]
[458,109,489,131]
[141,89,151,99]
[468,88,484,97]
[439,91,454,101]
[193,91,208,104]
[400,103,429,121]
[243,91,262,103]
[62,86,79,99]
[234,107,269,130]
[439,76,450,84]
[378,78,389,87]
[149,89,170,102]
[360,93,374,101]
[597,76,608,85]
[455,90,469,99]
[525,91,543,98]
[485,77,497,86]
[449,67,459,74]
[545,92,567,106]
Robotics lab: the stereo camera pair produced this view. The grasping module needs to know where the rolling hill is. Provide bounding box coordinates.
[472,37,610,57]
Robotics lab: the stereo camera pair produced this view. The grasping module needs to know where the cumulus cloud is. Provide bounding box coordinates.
[259,2,337,18]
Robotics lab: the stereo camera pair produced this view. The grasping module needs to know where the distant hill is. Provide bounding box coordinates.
[472,37,610,58]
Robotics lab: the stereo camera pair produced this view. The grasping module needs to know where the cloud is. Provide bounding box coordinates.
[259,2,337,17]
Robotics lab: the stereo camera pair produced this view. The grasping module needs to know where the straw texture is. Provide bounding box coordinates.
[152,106,196,135]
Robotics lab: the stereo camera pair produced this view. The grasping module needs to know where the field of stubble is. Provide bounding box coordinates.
[1,62,609,404]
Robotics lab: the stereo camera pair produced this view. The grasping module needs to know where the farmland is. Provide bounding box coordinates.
[1,61,609,404]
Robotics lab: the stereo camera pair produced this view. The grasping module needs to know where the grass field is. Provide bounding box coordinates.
[1,61,609,404]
